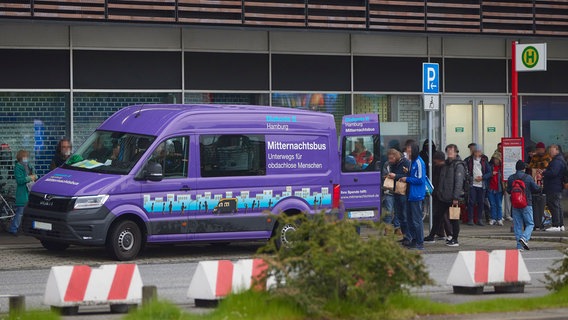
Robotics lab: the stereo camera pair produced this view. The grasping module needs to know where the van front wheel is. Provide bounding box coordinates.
[106,220,142,261]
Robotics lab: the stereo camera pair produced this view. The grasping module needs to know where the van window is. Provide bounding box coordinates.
[342,135,380,172]
[200,134,266,177]
[146,136,190,178]
[63,130,156,174]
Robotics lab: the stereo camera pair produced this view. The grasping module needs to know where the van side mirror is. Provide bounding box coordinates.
[144,162,163,181]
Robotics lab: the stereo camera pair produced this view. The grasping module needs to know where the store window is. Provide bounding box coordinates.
[184,93,269,105]
[354,94,427,162]
[73,92,181,148]
[522,96,568,154]
[271,93,350,130]
[0,92,69,192]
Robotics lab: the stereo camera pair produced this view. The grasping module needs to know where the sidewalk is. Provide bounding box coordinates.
[417,308,568,320]
[2,219,567,251]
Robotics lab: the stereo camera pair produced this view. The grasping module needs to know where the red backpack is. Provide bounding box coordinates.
[511,178,528,209]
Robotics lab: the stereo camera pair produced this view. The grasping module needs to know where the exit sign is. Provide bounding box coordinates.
[455,127,464,133]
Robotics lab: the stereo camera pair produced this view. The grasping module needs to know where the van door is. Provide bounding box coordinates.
[139,136,192,242]
[339,114,382,220]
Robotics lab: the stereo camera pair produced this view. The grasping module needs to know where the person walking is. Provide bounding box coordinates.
[399,140,426,250]
[488,154,504,226]
[8,150,37,236]
[50,138,72,170]
[465,145,492,226]
[543,144,566,232]
[507,160,541,250]
[387,149,411,244]
[424,150,457,243]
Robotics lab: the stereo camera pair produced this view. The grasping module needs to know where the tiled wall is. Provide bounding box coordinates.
[353,94,390,122]
[184,93,269,105]
[0,92,68,194]
[73,92,180,147]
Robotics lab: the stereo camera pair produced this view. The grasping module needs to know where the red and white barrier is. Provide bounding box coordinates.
[447,250,531,294]
[187,258,273,302]
[44,264,143,307]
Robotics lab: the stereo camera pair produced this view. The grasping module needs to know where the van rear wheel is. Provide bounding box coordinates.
[106,220,142,261]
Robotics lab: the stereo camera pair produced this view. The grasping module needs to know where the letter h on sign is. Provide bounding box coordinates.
[422,63,439,94]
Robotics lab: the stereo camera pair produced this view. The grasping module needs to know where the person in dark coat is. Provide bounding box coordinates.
[543,144,566,232]
[436,144,466,247]
[419,139,437,176]
[424,151,452,243]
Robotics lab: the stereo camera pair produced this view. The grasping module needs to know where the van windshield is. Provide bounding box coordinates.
[62,131,156,174]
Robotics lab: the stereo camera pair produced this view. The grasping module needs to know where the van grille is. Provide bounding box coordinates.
[27,192,74,212]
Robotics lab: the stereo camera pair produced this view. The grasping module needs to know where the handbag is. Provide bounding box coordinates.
[449,204,461,220]
[26,181,35,192]
[394,180,407,195]
[383,177,394,191]
[425,176,434,196]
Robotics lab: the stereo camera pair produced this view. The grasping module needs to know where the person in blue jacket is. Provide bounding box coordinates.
[399,140,426,250]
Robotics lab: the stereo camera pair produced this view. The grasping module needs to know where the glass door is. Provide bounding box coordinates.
[443,98,508,157]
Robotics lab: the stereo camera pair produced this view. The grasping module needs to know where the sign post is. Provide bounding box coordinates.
[511,42,547,138]
[423,63,439,233]
[501,137,525,181]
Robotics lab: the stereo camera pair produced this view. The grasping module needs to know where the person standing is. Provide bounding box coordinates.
[387,149,411,244]
[507,161,541,250]
[465,145,492,226]
[50,138,72,170]
[382,152,400,234]
[8,150,37,236]
[527,142,550,230]
[435,145,466,247]
[488,154,504,226]
[399,140,426,250]
[543,144,566,232]
[424,151,454,243]
[419,139,436,175]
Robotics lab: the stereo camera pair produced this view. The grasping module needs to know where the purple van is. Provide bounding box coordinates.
[22,105,381,260]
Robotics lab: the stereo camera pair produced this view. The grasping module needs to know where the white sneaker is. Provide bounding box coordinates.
[489,219,496,225]
[546,227,562,232]
[505,216,513,221]
[561,226,566,232]
[497,220,504,226]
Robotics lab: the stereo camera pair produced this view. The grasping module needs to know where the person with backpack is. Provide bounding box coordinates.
[507,160,541,250]
[399,140,426,250]
[424,151,453,243]
[542,144,566,232]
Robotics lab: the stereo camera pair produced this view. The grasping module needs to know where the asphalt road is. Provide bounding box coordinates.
[0,249,564,318]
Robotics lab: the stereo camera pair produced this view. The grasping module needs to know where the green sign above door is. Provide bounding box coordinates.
[455,127,464,133]
[487,127,496,132]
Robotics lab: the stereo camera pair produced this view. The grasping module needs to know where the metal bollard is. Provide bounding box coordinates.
[142,285,157,305]
[9,295,25,316]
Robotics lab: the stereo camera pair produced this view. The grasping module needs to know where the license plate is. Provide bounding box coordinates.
[33,221,52,231]
[348,210,375,219]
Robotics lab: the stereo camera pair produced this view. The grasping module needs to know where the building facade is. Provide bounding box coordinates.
[2,1,568,184]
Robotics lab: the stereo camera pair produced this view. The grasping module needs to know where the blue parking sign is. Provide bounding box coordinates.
[422,63,439,94]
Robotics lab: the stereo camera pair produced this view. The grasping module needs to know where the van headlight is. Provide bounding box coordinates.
[74,195,109,210]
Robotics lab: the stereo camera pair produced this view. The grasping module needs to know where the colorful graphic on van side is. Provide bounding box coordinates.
[142,186,331,215]
[266,135,329,174]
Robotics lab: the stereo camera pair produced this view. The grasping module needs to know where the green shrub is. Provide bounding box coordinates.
[123,300,189,320]
[0,309,60,320]
[545,247,568,292]
[258,212,432,318]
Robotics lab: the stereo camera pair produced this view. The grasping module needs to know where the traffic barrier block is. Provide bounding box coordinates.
[188,258,274,306]
[447,250,531,294]
[44,264,143,312]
